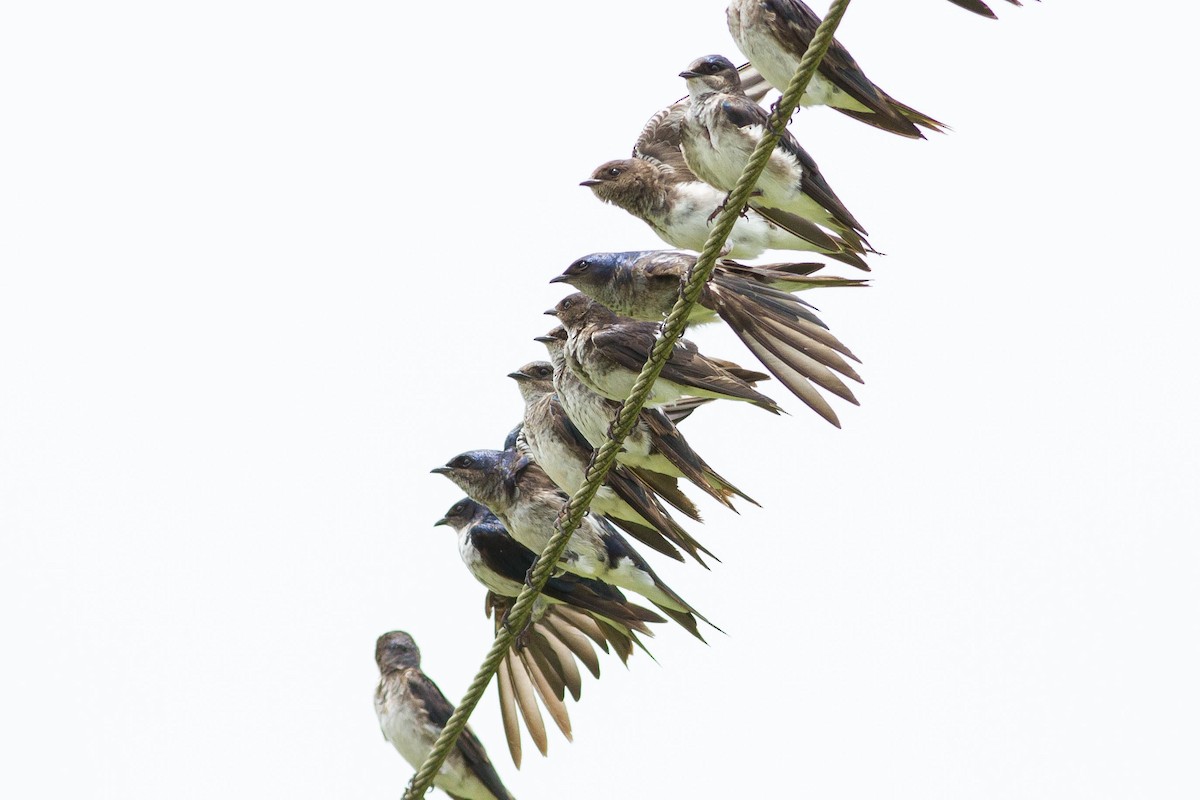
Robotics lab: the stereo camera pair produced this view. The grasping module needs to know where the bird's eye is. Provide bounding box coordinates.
[451,455,475,469]
[536,366,551,378]
[573,260,590,272]
[607,167,622,177]
[561,297,573,309]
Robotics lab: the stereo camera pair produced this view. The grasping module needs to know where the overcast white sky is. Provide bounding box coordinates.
[3,1,1198,798]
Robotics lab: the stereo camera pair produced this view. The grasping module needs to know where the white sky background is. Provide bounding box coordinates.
[2,1,1198,797]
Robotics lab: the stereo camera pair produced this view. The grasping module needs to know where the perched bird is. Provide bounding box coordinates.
[432,448,713,641]
[548,292,783,414]
[553,250,865,427]
[582,62,870,268]
[436,497,660,766]
[678,54,870,248]
[436,497,664,638]
[553,250,866,319]
[727,0,946,138]
[945,0,1030,19]
[508,360,714,566]
[374,630,515,800]
[583,157,870,268]
[536,327,756,511]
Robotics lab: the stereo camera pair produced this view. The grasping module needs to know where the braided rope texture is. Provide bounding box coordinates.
[402,1,854,796]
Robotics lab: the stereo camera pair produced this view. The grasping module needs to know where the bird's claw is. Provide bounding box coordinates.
[502,613,533,647]
[706,203,726,225]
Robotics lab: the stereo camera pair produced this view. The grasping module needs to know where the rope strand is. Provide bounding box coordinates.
[402,2,853,795]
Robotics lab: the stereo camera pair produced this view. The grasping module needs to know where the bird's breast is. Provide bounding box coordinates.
[376,679,436,766]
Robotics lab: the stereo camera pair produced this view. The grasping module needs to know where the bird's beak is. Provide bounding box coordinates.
[533,335,555,344]
[433,517,447,527]
[430,466,451,475]
[548,274,569,284]
[579,178,601,187]
[544,309,558,316]
[679,70,699,79]
[506,371,527,381]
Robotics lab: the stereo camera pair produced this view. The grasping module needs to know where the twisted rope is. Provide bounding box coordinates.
[402,1,853,795]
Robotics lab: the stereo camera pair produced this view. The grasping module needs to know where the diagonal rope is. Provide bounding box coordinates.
[402,1,853,796]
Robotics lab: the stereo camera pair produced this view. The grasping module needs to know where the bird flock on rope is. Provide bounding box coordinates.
[374,1,1036,798]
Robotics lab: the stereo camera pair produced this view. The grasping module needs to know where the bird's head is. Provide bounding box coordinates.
[679,54,741,95]
[432,448,529,509]
[551,252,632,300]
[546,292,613,330]
[533,325,567,347]
[375,630,420,673]
[434,496,487,531]
[534,326,568,367]
[580,158,656,205]
[507,360,555,402]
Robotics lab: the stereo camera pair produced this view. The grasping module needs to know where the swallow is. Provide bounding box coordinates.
[374,630,516,800]
[535,327,757,511]
[432,448,713,641]
[945,0,1030,19]
[582,158,871,268]
[547,292,783,414]
[726,0,946,138]
[435,498,661,766]
[508,360,714,566]
[553,250,866,427]
[436,497,665,636]
[678,54,871,248]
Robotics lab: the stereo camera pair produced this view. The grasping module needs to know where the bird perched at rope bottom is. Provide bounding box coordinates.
[374,630,516,800]
[436,497,660,766]
[508,361,714,566]
[536,327,756,511]
[548,292,783,414]
[726,0,946,138]
[553,250,865,427]
[678,53,871,249]
[432,448,714,641]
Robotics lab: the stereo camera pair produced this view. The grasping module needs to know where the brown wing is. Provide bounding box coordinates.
[407,669,514,800]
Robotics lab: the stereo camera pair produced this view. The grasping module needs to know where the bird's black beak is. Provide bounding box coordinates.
[430,466,451,475]
[433,516,447,527]
[548,274,569,284]
[533,334,555,344]
[544,309,558,316]
[579,178,602,187]
[679,70,699,79]
[506,371,527,381]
